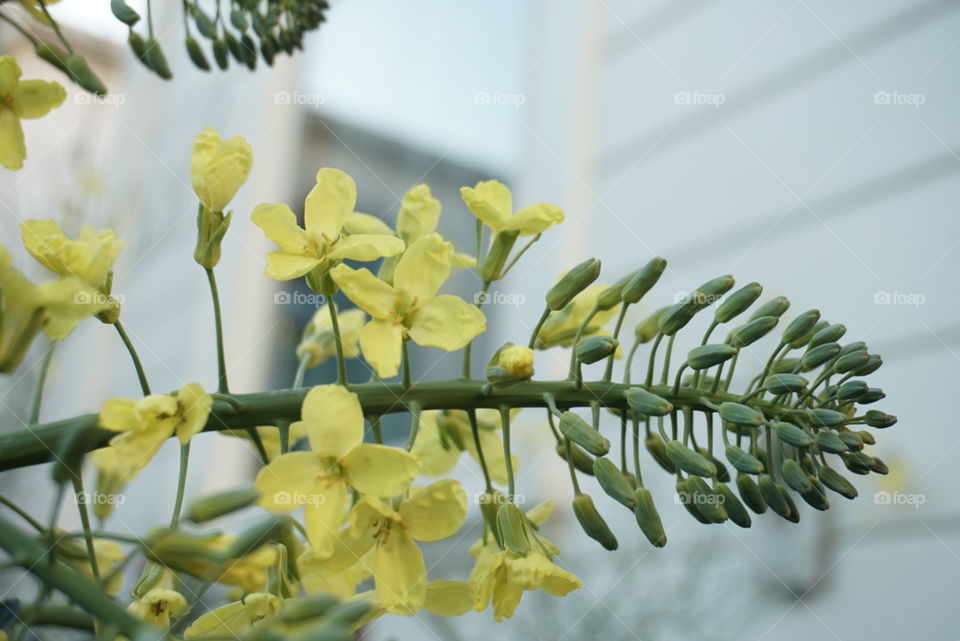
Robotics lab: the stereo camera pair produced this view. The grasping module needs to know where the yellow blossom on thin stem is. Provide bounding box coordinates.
[190,127,253,213]
[0,55,66,170]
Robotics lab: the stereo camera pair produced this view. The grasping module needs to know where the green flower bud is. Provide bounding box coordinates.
[718,402,765,427]
[322,600,374,627]
[774,421,813,447]
[632,487,667,547]
[736,473,767,514]
[748,296,790,321]
[772,357,799,373]
[131,561,166,599]
[624,388,672,416]
[725,444,764,474]
[556,441,595,475]
[698,448,730,482]
[35,41,70,73]
[186,486,260,523]
[186,37,211,71]
[213,39,230,69]
[559,412,610,456]
[496,503,530,557]
[194,207,233,268]
[814,429,848,453]
[572,494,618,550]
[833,351,869,374]
[794,319,828,348]
[111,0,140,26]
[279,594,339,623]
[782,309,820,346]
[144,39,172,80]
[843,451,875,474]
[592,457,635,508]
[817,465,857,498]
[645,433,676,473]
[715,282,762,323]
[67,55,108,95]
[194,10,219,38]
[224,31,245,63]
[839,341,867,356]
[241,34,258,69]
[715,483,751,528]
[809,408,846,427]
[480,230,519,281]
[837,430,863,451]
[758,475,790,520]
[620,257,667,304]
[808,323,846,348]
[546,258,601,310]
[675,479,711,524]
[858,387,885,404]
[763,373,808,394]
[853,354,882,376]
[727,316,778,348]
[575,335,618,364]
[634,307,666,343]
[684,477,727,523]
[780,485,800,523]
[128,31,148,62]
[781,459,813,493]
[687,344,737,370]
[798,342,841,372]
[870,456,889,475]
[837,380,868,401]
[231,9,249,31]
[857,430,876,445]
[226,515,286,559]
[665,440,716,477]
[659,275,735,336]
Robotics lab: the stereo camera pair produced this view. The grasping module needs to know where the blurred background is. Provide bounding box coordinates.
[1,1,959,639]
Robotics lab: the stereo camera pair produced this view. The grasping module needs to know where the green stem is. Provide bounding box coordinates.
[602,304,629,381]
[169,442,190,527]
[500,406,515,498]
[70,475,100,580]
[30,341,58,425]
[113,321,151,395]
[0,494,45,532]
[401,339,412,389]
[467,410,494,492]
[567,306,599,379]
[327,297,348,385]
[528,306,551,349]
[206,267,230,393]
[462,281,491,379]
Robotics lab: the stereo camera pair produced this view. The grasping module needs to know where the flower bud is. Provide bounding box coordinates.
[779,485,800,523]
[837,430,863,451]
[226,516,286,559]
[842,451,873,475]
[817,465,857,498]
[131,561,167,599]
[67,55,107,95]
[857,387,885,404]
[762,373,807,394]
[279,595,339,623]
[808,323,846,348]
[546,258,601,310]
[794,319,828,347]
[839,341,867,356]
[213,39,230,69]
[186,486,260,523]
[194,207,233,268]
[687,344,737,370]
[774,421,813,447]
[575,335,618,364]
[496,503,531,557]
[497,344,534,380]
[620,257,667,304]
[718,402,765,427]
[736,473,767,514]
[857,430,876,445]
[555,441,595,475]
[558,412,610,456]
[758,475,790,520]
[863,410,896,428]
[111,0,140,25]
[782,309,821,346]
[814,430,848,453]
[798,342,840,372]
[853,354,882,376]
[144,39,173,79]
[592,457,635,508]
[665,440,716,477]
[644,433,676,473]
[186,37,211,71]
[837,380,868,401]
[726,316,778,348]
[809,408,846,427]
[715,282,762,323]
[870,456,889,475]
[772,357,799,373]
[572,494,618,550]
[676,479,711,523]
[715,483,751,528]
[624,388,672,416]
[632,487,667,547]
[35,41,70,73]
[833,351,869,374]
[128,31,148,62]
[191,128,253,213]
[479,230,518,281]
[685,477,727,523]
[781,459,812,493]
[725,444,764,474]
[748,296,790,321]
[799,477,830,511]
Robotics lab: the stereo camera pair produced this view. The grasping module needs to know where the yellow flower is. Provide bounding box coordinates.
[536,284,620,348]
[0,55,66,170]
[184,592,281,639]
[295,304,366,368]
[395,184,474,266]
[127,588,187,628]
[254,385,420,557]
[92,383,212,484]
[191,128,253,212]
[468,500,580,620]
[20,219,123,291]
[497,344,534,379]
[312,479,467,615]
[298,547,371,600]
[331,233,486,378]
[424,579,475,617]
[0,245,111,371]
[251,168,405,281]
[410,409,518,485]
[460,179,563,237]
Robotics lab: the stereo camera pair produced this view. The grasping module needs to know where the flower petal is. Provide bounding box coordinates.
[253,451,323,511]
[251,203,311,254]
[396,184,441,243]
[303,478,349,558]
[0,56,22,95]
[398,479,467,542]
[460,180,511,232]
[12,79,66,119]
[358,319,403,379]
[424,580,474,617]
[0,109,26,170]
[408,295,486,351]
[301,385,365,459]
[304,168,356,241]
[327,234,405,262]
[342,444,420,497]
[344,212,394,236]
[374,528,426,615]
[175,382,211,443]
[264,250,321,281]
[503,203,564,236]
[99,398,139,432]
[392,233,453,300]
[409,412,461,477]
[329,264,396,319]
